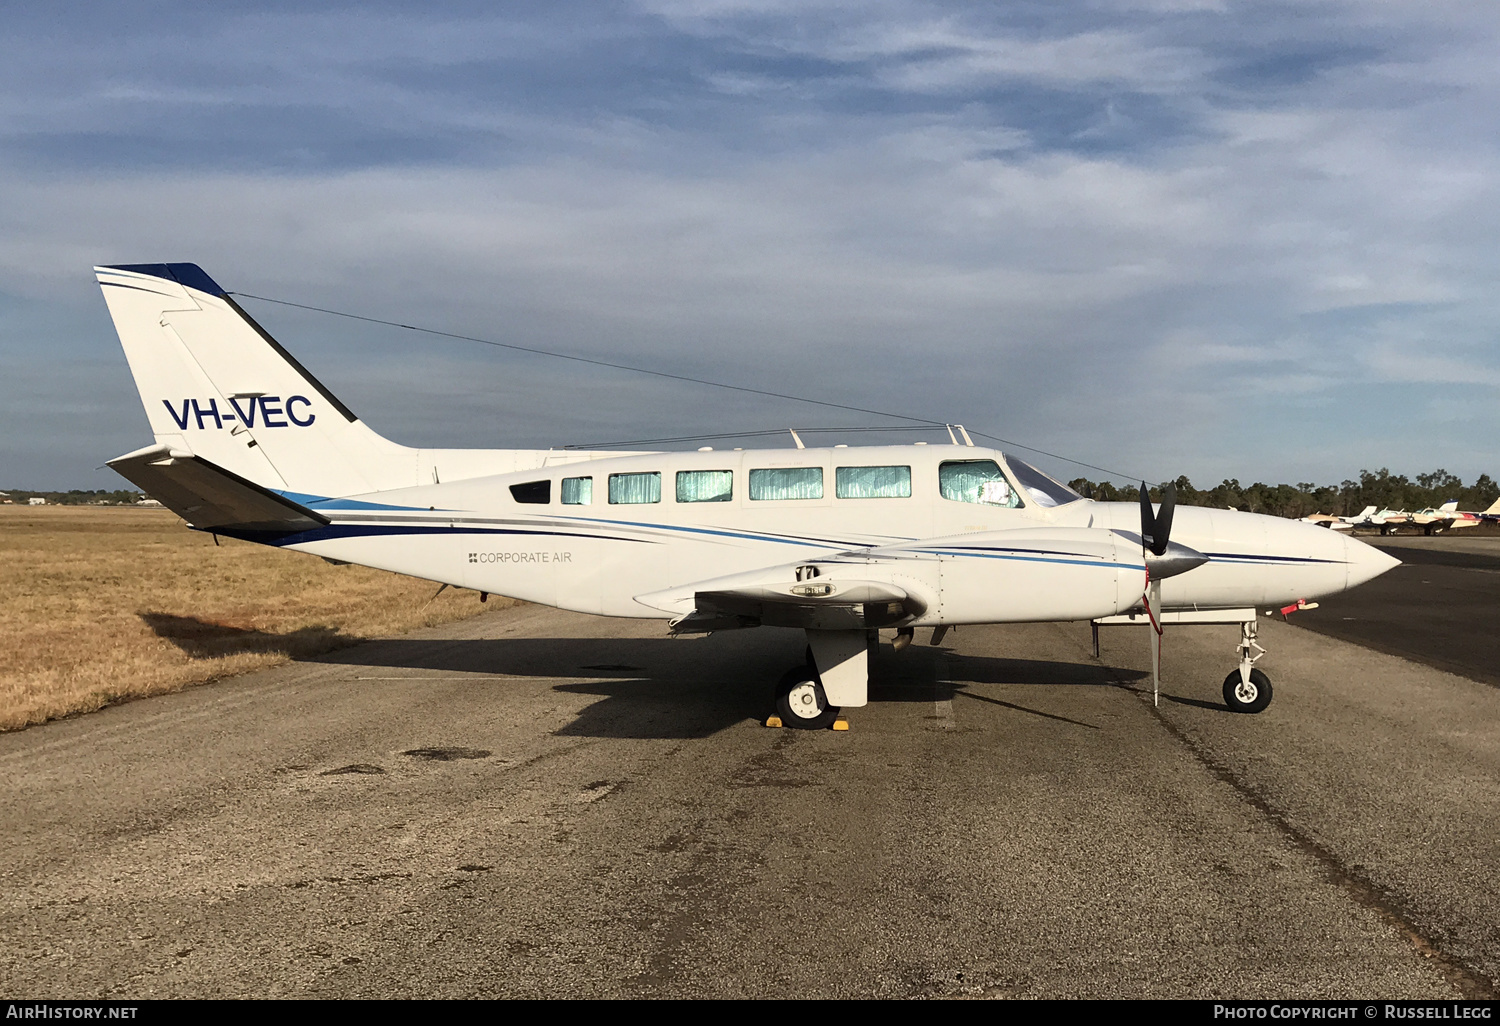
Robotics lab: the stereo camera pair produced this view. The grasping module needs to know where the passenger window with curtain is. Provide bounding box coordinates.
[608,472,661,504]
[835,465,911,499]
[509,480,551,504]
[939,460,1022,507]
[561,477,592,505]
[749,467,823,500]
[676,470,733,503]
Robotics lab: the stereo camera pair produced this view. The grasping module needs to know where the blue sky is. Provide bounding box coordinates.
[3,1,1499,489]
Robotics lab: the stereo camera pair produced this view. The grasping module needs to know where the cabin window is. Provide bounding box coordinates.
[509,480,551,504]
[676,470,733,503]
[608,472,661,504]
[749,467,823,500]
[561,476,592,505]
[939,460,1021,507]
[836,465,911,499]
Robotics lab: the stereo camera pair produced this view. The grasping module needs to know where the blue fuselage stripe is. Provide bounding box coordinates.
[1206,552,1343,565]
[914,548,1145,572]
[548,515,865,549]
[264,524,649,546]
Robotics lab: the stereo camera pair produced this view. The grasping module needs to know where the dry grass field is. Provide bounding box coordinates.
[0,505,504,731]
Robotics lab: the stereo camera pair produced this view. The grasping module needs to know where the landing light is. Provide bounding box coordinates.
[790,583,835,597]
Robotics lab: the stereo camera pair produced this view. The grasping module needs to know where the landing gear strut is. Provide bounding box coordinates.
[1223,620,1273,713]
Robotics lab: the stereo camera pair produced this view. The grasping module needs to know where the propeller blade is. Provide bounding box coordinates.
[1139,482,1155,552]
[1140,482,1178,557]
[1153,483,1177,557]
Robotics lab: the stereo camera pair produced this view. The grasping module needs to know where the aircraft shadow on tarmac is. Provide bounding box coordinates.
[139,611,359,659]
[140,614,1150,739]
[328,636,1151,738]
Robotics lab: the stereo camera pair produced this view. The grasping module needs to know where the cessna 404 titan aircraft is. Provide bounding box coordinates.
[95,262,1400,727]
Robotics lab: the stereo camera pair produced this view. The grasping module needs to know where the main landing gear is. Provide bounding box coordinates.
[774,664,840,730]
[770,630,870,730]
[1223,619,1273,713]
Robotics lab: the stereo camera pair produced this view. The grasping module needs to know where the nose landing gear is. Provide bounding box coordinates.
[1224,619,1272,713]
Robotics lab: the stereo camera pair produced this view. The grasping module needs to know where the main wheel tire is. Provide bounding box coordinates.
[775,666,840,730]
[1222,668,1273,713]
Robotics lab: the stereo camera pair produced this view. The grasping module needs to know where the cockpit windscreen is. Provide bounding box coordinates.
[1005,457,1084,508]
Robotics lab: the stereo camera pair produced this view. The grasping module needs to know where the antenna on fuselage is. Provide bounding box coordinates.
[943,424,976,446]
[788,428,805,449]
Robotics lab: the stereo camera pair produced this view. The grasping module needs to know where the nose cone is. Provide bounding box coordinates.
[1343,534,1401,589]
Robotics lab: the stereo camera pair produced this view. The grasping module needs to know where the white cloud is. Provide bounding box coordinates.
[5,3,1500,487]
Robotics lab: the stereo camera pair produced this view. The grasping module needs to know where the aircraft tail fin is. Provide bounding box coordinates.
[1482,497,1500,516]
[1439,500,1459,513]
[95,263,416,497]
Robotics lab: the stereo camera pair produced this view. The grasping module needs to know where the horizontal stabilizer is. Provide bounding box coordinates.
[107,444,330,534]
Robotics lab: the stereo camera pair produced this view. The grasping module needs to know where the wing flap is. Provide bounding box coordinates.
[108,444,330,534]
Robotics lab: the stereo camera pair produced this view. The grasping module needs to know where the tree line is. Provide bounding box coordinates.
[2,488,146,505]
[1068,469,1500,519]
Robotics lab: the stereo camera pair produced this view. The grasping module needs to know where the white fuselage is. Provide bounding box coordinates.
[257,444,1397,626]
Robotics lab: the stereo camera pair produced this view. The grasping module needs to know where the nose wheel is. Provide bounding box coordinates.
[774,665,840,730]
[1223,667,1272,713]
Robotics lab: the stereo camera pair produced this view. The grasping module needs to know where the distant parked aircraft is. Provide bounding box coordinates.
[1409,501,1480,535]
[1298,512,1353,531]
[1367,509,1411,535]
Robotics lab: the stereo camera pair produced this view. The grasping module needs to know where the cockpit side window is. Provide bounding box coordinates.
[939,460,1022,508]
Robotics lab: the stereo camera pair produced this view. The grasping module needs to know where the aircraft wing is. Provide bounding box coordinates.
[689,579,911,632]
[651,578,912,633]
[108,443,330,535]
[638,560,917,633]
